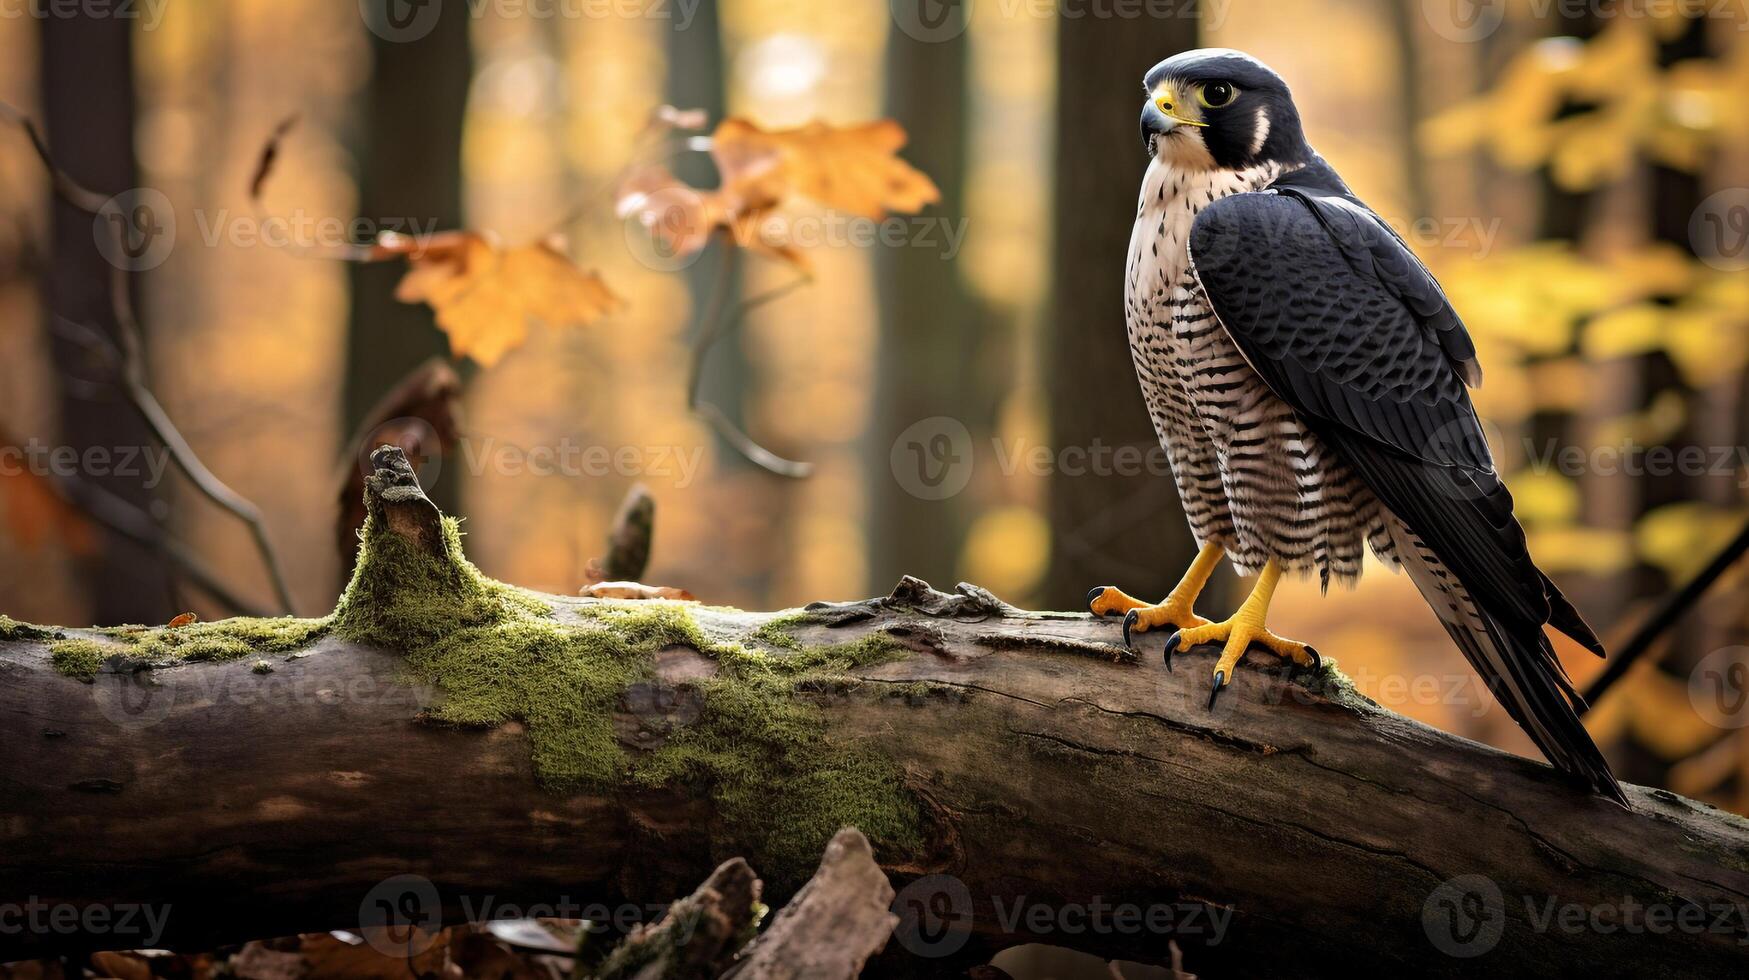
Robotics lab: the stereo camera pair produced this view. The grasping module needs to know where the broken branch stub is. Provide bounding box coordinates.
[364,444,448,559]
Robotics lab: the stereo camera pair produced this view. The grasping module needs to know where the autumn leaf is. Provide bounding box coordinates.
[581,581,697,602]
[168,612,198,628]
[616,110,941,270]
[713,117,940,217]
[383,230,624,366]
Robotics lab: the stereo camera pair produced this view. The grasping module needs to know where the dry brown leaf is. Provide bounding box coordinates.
[168,612,198,628]
[581,581,697,602]
[616,112,939,271]
[712,117,940,218]
[85,952,151,980]
[383,230,624,366]
[299,930,452,980]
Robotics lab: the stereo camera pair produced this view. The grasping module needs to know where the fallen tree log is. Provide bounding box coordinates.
[2,447,1747,977]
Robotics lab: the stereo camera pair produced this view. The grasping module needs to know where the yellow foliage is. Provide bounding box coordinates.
[1524,525,1634,574]
[1510,470,1581,526]
[1636,503,1748,581]
[1583,304,1665,360]
[960,506,1050,600]
[1422,22,1744,191]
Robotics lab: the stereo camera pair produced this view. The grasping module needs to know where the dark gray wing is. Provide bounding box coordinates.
[1188,184,1623,804]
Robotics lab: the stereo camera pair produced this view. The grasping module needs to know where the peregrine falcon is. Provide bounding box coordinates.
[1085,49,1624,803]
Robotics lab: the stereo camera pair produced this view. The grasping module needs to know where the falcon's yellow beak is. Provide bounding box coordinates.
[1152,84,1208,128]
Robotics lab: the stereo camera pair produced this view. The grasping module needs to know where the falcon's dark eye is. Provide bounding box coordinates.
[1198,81,1237,109]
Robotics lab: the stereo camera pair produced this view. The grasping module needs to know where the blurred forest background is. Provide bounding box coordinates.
[2,0,1748,813]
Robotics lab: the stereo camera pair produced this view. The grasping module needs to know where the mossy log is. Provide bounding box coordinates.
[3,448,1748,977]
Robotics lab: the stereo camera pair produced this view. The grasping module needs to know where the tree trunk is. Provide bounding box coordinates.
[1043,10,1215,611]
[1,450,1745,978]
[870,12,983,592]
[40,10,175,624]
[342,1,472,517]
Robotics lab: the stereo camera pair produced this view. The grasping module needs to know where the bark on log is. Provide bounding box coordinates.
[2,448,1747,978]
[728,828,897,980]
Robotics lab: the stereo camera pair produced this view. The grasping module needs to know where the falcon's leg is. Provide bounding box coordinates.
[1087,541,1221,658]
[1163,558,1321,709]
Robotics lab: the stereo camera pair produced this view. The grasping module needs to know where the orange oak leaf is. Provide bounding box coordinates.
[383,230,624,366]
[616,112,940,270]
[712,117,941,219]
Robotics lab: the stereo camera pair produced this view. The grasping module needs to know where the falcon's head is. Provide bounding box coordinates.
[1140,49,1312,172]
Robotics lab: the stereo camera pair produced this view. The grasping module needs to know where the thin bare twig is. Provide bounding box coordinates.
[687,235,815,478]
[8,102,299,614]
[1580,517,1749,713]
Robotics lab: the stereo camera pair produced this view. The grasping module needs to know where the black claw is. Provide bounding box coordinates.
[1207,670,1226,710]
[1162,631,1183,672]
[1122,609,1139,648]
[1303,645,1322,675]
[1087,587,1106,615]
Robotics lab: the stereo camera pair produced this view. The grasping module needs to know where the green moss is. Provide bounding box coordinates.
[0,615,58,642]
[251,660,274,675]
[404,615,657,787]
[104,617,330,664]
[631,631,922,886]
[716,631,907,678]
[49,616,331,680]
[330,514,547,648]
[747,612,822,651]
[49,638,115,682]
[1302,656,1374,709]
[40,504,929,884]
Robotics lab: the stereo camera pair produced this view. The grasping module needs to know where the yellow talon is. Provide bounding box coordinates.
[1088,542,1222,652]
[1175,559,1320,708]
